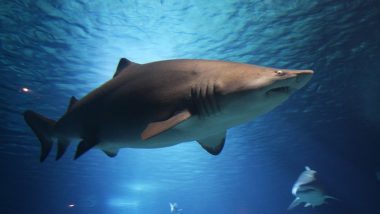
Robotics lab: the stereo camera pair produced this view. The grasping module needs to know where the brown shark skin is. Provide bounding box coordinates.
[62,59,310,144]
[25,59,313,160]
[56,60,261,142]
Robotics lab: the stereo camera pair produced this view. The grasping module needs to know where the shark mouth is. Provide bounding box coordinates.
[266,86,290,95]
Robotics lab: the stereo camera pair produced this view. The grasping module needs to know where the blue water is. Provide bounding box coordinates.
[1,0,380,213]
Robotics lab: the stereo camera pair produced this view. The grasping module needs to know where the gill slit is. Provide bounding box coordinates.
[190,82,220,117]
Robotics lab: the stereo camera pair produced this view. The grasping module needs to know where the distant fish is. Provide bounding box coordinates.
[288,166,337,210]
[23,58,313,161]
[170,202,182,213]
[376,171,380,181]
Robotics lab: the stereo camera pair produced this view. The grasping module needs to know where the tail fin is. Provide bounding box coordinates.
[169,203,175,212]
[23,110,56,162]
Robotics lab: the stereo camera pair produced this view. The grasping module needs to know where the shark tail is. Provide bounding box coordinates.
[24,110,56,162]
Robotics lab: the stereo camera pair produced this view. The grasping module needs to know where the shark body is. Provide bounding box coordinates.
[24,58,313,161]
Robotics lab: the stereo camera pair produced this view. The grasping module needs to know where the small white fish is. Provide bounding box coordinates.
[169,202,183,213]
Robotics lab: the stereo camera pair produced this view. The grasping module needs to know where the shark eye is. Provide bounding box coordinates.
[275,70,285,76]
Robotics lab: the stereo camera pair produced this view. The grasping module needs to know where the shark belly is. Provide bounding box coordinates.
[96,111,238,150]
[94,91,279,151]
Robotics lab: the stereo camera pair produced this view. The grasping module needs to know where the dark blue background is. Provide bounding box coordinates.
[1,0,379,213]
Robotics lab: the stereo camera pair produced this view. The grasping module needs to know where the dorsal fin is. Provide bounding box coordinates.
[66,96,78,113]
[113,58,132,78]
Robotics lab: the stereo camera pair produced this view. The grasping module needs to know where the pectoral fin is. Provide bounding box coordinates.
[198,132,226,155]
[141,110,191,140]
[325,195,338,201]
[288,197,301,210]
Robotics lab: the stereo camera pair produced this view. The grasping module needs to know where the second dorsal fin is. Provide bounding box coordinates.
[67,96,78,113]
[113,58,132,78]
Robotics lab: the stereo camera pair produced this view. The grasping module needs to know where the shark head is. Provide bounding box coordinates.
[292,166,317,195]
[216,65,314,121]
[261,68,314,97]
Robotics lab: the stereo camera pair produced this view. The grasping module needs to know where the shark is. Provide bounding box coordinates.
[23,58,313,161]
[288,166,337,210]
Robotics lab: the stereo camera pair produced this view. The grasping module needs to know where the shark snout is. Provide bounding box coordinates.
[294,70,314,88]
[267,70,314,95]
